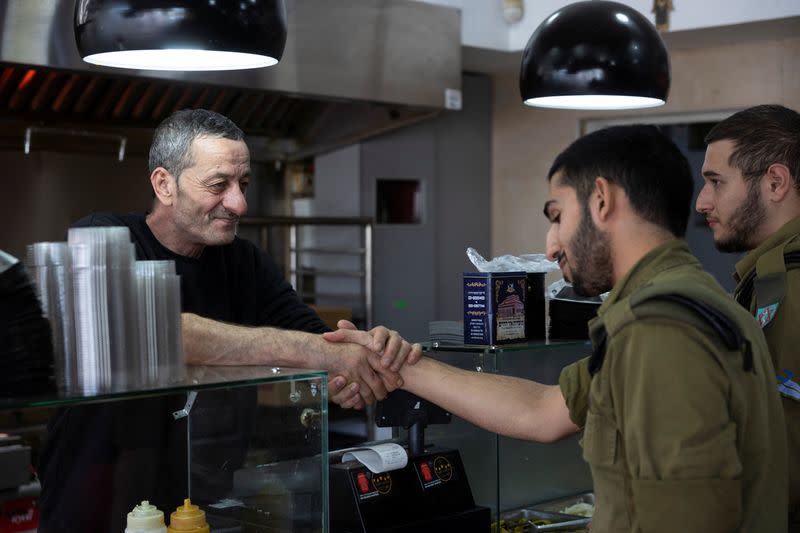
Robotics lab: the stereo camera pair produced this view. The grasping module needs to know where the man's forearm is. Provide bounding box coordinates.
[182,312,327,368]
[399,357,579,442]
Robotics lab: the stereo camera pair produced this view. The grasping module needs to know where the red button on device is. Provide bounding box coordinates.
[420,462,433,482]
[356,472,370,493]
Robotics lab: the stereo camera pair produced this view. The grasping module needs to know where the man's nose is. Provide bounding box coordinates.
[224,187,248,217]
[695,184,712,214]
[545,225,561,262]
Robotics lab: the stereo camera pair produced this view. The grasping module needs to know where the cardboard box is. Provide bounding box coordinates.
[463,272,527,345]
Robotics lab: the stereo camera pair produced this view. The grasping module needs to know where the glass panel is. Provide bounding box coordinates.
[419,349,499,522]
[1,372,328,533]
[0,365,328,410]
[496,343,592,513]
[424,342,593,529]
[190,377,328,532]
[426,339,589,353]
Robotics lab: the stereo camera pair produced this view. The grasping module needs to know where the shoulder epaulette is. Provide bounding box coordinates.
[736,250,800,309]
[589,293,753,376]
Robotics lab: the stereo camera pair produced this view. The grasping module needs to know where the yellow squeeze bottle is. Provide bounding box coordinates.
[167,499,210,533]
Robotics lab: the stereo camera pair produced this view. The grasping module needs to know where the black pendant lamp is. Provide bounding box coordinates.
[74,0,287,71]
[520,1,670,110]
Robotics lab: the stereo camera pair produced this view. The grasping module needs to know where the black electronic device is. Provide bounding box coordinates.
[375,390,450,457]
[329,391,490,533]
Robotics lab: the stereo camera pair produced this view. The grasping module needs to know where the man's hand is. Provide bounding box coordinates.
[322,341,392,406]
[328,375,365,410]
[323,321,423,377]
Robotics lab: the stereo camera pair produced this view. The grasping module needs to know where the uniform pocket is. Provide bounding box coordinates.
[582,410,617,466]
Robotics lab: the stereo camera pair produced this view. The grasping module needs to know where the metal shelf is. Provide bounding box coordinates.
[300,292,365,302]
[290,247,366,255]
[292,268,365,278]
[240,216,373,328]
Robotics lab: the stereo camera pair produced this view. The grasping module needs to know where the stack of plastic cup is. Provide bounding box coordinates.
[25,242,76,391]
[25,227,183,395]
[135,260,184,385]
[68,227,138,393]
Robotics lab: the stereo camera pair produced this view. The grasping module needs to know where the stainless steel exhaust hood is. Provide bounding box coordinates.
[0,0,461,160]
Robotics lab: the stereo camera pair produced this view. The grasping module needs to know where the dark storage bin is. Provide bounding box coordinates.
[548,299,600,340]
[525,273,546,340]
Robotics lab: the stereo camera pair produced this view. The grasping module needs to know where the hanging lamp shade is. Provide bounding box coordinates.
[520,1,670,110]
[74,0,287,71]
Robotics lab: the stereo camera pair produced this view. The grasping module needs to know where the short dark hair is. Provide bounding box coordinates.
[705,104,800,189]
[547,125,694,238]
[149,109,245,179]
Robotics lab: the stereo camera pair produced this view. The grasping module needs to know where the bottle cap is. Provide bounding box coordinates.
[126,500,166,533]
[168,499,209,533]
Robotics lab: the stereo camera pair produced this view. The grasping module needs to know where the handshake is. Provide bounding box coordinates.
[321,320,423,409]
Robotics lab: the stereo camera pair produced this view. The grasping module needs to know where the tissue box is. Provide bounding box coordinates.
[463,272,527,345]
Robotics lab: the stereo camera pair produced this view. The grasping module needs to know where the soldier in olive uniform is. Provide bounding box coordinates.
[328,125,787,532]
[696,104,800,527]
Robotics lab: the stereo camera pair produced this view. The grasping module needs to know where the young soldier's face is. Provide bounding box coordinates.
[544,172,613,296]
[171,136,251,250]
[697,139,766,252]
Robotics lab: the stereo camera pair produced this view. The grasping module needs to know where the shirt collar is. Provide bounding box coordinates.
[734,215,800,282]
[598,239,697,316]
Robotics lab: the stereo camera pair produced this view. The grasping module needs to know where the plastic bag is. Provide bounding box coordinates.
[466,247,559,273]
[547,278,608,303]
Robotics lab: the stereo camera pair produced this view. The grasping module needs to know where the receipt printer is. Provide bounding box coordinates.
[329,391,490,533]
[330,447,489,533]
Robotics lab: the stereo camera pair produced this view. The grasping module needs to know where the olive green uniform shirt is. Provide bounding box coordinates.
[734,214,800,525]
[559,240,787,533]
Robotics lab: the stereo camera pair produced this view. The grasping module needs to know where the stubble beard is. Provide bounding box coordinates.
[174,187,238,247]
[714,180,766,253]
[569,206,614,297]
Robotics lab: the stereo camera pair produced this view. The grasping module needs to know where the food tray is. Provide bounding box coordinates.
[498,492,594,532]
[531,492,594,515]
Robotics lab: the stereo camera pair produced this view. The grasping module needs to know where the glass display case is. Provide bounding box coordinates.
[406,341,594,529]
[0,366,329,533]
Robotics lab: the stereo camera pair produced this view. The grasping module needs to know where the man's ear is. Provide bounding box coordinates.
[150,167,175,206]
[763,163,794,203]
[592,176,615,224]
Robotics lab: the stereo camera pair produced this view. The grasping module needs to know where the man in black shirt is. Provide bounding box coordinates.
[95,108,418,403]
[37,109,420,532]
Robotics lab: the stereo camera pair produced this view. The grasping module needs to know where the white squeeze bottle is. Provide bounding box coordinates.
[126,500,168,533]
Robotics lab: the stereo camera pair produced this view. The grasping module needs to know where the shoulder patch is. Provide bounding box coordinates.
[756,303,780,328]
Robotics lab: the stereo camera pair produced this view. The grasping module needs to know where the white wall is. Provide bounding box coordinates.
[415,0,800,52]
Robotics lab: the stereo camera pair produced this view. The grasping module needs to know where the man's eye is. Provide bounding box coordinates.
[240,181,249,193]
[210,182,226,191]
